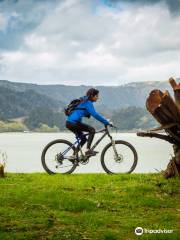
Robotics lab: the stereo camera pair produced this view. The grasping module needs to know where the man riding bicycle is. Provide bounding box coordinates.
[66,88,112,158]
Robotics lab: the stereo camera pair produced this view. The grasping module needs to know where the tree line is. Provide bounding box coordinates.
[0,106,156,132]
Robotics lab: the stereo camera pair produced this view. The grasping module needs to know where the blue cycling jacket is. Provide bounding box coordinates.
[67,96,109,125]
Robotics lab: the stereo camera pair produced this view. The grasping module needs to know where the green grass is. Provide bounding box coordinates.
[0,173,179,240]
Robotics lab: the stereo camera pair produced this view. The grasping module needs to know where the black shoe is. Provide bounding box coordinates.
[85,150,99,156]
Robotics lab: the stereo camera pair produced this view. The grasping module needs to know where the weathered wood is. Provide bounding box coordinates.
[163,158,180,179]
[146,90,180,124]
[169,77,180,109]
[137,132,179,145]
[146,88,180,144]
[173,145,180,165]
[146,89,163,114]
[0,164,5,178]
[161,91,180,123]
[137,131,180,178]
[138,78,180,178]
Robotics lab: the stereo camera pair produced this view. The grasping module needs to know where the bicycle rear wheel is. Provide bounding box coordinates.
[101,140,138,174]
[41,139,78,174]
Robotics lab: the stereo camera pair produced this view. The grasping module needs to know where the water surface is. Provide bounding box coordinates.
[0,132,173,173]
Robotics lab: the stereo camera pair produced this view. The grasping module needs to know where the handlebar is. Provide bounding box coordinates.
[106,124,117,129]
[95,124,117,134]
[105,125,117,130]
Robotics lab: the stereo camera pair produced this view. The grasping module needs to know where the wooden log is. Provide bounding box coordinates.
[163,158,180,179]
[169,77,180,110]
[137,132,180,178]
[146,88,180,143]
[0,164,5,178]
[173,145,180,165]
[163,144,180,178]
[161,91,180,123]
[138,79,180,178]
[137,131,179,145]
[146,89,163,114]
[146,90,180,124]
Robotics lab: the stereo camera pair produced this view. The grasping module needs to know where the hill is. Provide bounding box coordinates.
[0,79,178,130]
[0,86,62,119]
[0,79,176,110]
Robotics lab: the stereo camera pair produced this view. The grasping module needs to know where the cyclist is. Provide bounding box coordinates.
[66,88,111,158]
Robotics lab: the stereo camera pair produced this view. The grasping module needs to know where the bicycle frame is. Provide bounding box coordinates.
[42,124,138,174]
[62,126,115,157]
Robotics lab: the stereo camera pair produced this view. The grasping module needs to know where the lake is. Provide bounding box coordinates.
[0,132,173,173]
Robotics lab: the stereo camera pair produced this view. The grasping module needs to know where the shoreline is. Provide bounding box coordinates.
[0,130,145,134]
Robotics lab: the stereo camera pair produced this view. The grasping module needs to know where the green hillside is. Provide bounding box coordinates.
[0,86,61,119]
[0,79,173,131]
[0,79,175,109]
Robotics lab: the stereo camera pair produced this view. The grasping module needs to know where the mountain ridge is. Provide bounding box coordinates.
[1,79,178,130]
[0,79,177,108]
[0,79,179,119]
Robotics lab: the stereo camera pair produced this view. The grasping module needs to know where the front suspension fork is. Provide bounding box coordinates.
[111,138,118,158]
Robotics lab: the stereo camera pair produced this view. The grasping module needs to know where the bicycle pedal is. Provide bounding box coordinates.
[71,159,79,166]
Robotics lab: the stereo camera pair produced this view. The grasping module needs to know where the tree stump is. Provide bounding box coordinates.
[169,77,180,110]
[0,163,5,178]
[137,77,180,179]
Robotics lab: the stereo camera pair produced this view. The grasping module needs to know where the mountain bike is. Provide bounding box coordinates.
[41,125,138,174]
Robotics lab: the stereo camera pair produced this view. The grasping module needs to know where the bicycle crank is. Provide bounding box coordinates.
[79,155,89,165]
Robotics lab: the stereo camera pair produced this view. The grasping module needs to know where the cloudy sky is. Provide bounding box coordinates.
[0,0,180,85]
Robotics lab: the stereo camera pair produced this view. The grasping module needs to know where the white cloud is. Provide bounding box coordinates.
[0,12,7,30]
[0,0,180,85]
[25,34,47,51]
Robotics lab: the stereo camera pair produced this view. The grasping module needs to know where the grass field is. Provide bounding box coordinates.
[0,173,179,240]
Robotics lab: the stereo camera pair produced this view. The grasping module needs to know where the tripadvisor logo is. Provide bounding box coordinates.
[135,227,173,235]
[135,227,143,235]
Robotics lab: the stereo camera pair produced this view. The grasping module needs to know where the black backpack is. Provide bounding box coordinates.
[64,97,90,117]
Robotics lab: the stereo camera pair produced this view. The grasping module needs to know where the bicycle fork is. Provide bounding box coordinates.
[112,139,119,158]
[108,134,118,158]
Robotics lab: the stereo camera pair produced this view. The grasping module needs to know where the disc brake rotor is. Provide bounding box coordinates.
[114,154,123,163]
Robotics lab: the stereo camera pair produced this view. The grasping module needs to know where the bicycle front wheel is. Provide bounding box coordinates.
[41,139,77,174]
[101,140,138,174]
